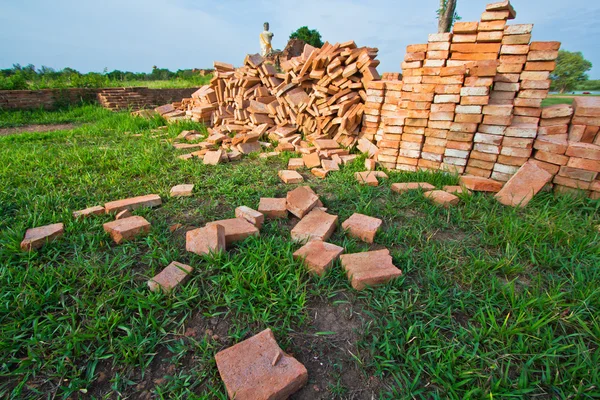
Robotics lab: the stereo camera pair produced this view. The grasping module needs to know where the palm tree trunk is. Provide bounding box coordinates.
[438,0,458,33]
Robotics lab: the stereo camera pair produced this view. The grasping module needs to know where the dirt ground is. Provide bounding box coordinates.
[0,123,78,136]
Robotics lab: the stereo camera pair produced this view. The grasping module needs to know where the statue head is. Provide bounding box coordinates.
[264,22,269,31]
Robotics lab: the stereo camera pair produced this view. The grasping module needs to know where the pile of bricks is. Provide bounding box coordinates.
[156,42,381,149]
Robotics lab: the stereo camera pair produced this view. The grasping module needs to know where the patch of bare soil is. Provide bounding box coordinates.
[0,123,79,136]
[290,297,386,399]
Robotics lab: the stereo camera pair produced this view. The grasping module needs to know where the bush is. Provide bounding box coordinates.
[289,26,324,48]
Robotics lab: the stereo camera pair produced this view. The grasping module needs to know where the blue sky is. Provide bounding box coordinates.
[1,0,598,77]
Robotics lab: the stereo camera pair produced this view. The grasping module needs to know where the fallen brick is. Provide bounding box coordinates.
[258,198,288,219]
[311,168,329,178]
[235,206,264,228]
[73,206,105,219]
[291,209,338,243]
[278,170,304,184]
[340,249,402,290]
[302,152,321,169]
[443,185,471,195]
[206,218,260,246]
[186,224,226,255]
[341,213,383,243]
[115,209,132,220]
[391,182,435,193]
[20,223,64,251]
[293,240,344,276]
[355,171,388,186]
[286,186,320,219]
[148,261,193,293]
[104,194,162,214]
[170,184,194,197]
[424,190,460,206]
[103,216,151,244]
[288,158,304,170]
[495,161,553,207]
[459,175,504,192]
[215,328,308,400]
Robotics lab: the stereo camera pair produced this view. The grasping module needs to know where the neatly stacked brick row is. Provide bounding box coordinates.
[360,81,385,142]
[378,80,404,170]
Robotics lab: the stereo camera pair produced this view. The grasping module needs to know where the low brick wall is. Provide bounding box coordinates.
[0,87,199,111]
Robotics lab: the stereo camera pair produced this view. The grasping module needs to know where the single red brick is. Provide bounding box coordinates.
[355,171,388,186]
[148,261,193,293]
[286,186,320,219]
[215,328,308,399]
[341,213,383,243]
[425,190,460,206]
[291,209,338,243]
[302,152,321,168]
[495,161,553,207]
[235,206,264,228]
[258,198,288,219]
[20,223,64,251]
[73,206,104,219]
[566,143,600,160]
[459,175,504,192]
[288,158,304,170]
[186,224,226,255]
[104,194,162,214]
[340,249,402,290]
[293,240,344,276]
[170,184,194,197]
[278,170,304,184]
[443,185,471,195]
[103,216,151,244]
[115,209,132,220]
[391,182,435,193]
[206,218,259,246]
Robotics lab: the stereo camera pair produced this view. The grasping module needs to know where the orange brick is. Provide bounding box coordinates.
[451,52,499,61]
[527,51,559,61]
[529,41,561,51]
[451,43,501,53]
[525,61,556,71]
[452,34,477,43]
[453,21,479,33]
[479,20,507,31]
[501,34,531,45]
[477,31,504,42]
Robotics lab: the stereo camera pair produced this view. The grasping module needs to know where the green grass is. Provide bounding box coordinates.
[541,97,574,106]
[0,105,599,399]
[108,79,210,89]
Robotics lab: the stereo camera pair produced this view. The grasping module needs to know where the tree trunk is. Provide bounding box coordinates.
[438,0,458,33]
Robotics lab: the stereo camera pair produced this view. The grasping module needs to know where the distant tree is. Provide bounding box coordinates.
[290,26,323,48]
[551,50,592,93]
[437,0,460,33]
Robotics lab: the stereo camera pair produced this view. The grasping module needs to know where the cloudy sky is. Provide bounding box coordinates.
[1,0,598,77]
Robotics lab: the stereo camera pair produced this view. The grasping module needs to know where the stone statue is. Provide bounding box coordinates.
[260,22,274,57]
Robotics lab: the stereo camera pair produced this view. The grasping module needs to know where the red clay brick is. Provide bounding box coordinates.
[206,218,259,246]
[340,249,402,290]
[424,190,460,206]
[148,261,193,293]
[235,206,264,229]
[286,186,320,219]
[459,175,504,192]
[73,206,105,219]
[291,209,338,243]
[103,216,151,244]
[20,223,64,251]
[104,194,162,214]
[341,213,383,243]
[495,161,553,207]
[278,170,304,184]
[258,198,288,219]
[293,240,344,276]
[170,184,194,197]
[186,224,226,255]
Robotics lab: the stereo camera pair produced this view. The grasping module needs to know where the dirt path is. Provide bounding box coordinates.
[0,123,79,136]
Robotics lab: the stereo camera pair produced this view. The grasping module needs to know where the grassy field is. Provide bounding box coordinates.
[0,105,599,399]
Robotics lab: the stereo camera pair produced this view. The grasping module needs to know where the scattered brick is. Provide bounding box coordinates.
[169,223,183,232]
[495,161,553,207]
[443,185,471,195]
[235,206,264,228]
[311,168,329,178]
[148,261,193,293]
[286,186,320,218]
[291,209,338,243]
[340,249,402,290]
[355,171,388,186]
[20,223,64,251]
[204,149,224,165]
[103,216,151,244]
[293,240,344,275]
[341,213,383,243]
[104,194,162,214]
[391,182,435,193]
[459,175,504,192]
[278,170,304,184]
[186,224,226,255]
[424,190,460,206]
[302,152,321,169]
[288,158,304,170]
[206,218,260,246]
[215,328,308,400]
[170,184,194,197]
[258,198,288,219]
[73,206,105,219]
[115,209,132,220]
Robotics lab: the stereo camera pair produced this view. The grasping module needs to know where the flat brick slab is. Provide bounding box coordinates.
[215,328,308,400]
[148,261,193,293]
[355,171,388,186]
[459,176,503,192]
[115,209,132,220]
[311,168,329,178]
[21,223,64,251]
[235,206,264,228]
[103,216,151,244]
[293,240,344,275]
[424,190,460,206]
[170,184,194,197]
[302,152,321,168]
[204,150,224,165]
[278,170,304,184]
[104,194,162,214]
[443,185,471,195]
[391,182,435,193]
[495,161,553,207]
[288,158,304,170]
[206,218,259,246]
[341,213,382,243]
[73,206,104,219]
[186,224,226,255]
[258,198,288,219]
[291,209,338,243]
[340,249,402,290]
[286,186,319,218]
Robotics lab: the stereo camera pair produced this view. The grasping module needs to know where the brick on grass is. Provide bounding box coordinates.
[495,161,553,207]
[115,209,132,220]
[286,186,320,219]
[459,175,504,192]
[288,158,304,170]
[290,209,338,243]
[340,249,402,291]
[293,240,344,276]
[302,152,321,169]
[204,150,224,165]
[443,185,471,195]
[73,206,105,219]
[104,194,162,214]
[148,261,193,293]
[20,223,64,251]
[355,171,388,186]
[103,216,151,244]
[258,198,288,219]
[206,218,259,246]
[341,213,383,243]
[235,206,264,228]
[170,184,194,197]
[311,168,329,178]
[321,159,340,172]
[424,190,460,206]
[278,170,304,184]
[391,182,435,193]
[215,328,308,400]
[365,159,376,171]
[186,224,226,255]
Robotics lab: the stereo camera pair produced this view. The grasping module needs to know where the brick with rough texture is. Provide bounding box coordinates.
[170,184,194,197]
[115,209,132,220]
[186,224,226,255]
[286,186,320,218]
[215,328,308,400]
[391,182,435,193]
[291,209,338,243]
[21,223,64,251]
[148,261,193,293]
[340,249,402,290]
[495,161,553,207]
[341,213,383,243]
[206,218,259,246]
[235,206,264,228]
[103,216,151,244]
[355,171,388,186]
[258,198,288,219]
[424,190,460,206]
[293,240,344,275]
[443,185,471,195]
[288,158,304,170]
[302,152,321,168]
[104,194,162,214]
[73,206,105,219]
[459,175,504,192]
[278,170,304,184]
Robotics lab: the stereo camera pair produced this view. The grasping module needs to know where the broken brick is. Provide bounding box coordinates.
[103,216,151,244]
[340,249,402,290]
[341,213,383,243]
[286,186,320,219]
[148,261,193,293]
[20,223,64,251]
[73,206,105,219]
[258,198,288,219]
[235,206,264,228]
[186,224,226,255]
[293,240,344,276]
[104,194,162,214]
[115,209,132,220]
[291,209,338,243]
[278,170,304,184]
[170,184,194,197]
